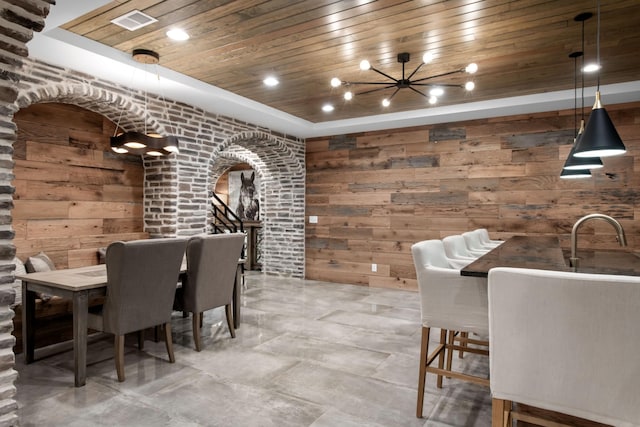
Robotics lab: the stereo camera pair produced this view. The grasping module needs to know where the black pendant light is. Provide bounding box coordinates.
[560,168,592,179]
[573,1,626,158]
[110,49,179,157]
[562,16,602,172]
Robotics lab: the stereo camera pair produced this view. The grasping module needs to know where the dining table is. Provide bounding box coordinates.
[18,259,244,387]
[461,235,640,278]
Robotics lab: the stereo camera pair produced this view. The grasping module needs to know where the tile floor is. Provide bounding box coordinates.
[14,272,491,426]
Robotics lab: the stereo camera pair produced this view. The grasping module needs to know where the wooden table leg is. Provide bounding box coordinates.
[22,283,36,364]
[72,290,89,387]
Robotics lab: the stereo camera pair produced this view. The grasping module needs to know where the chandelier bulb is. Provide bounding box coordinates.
[428,96,437,105]
[381,98,390,107]
[465,63,478,74]
[359,60,371,71]
[330,77,341,87]
[429,87,444,97]
[422,52,433,64]
[344,91,353,101]
[465,81,475,91]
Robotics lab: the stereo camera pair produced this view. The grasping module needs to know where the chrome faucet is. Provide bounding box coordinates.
[570,213,627,269]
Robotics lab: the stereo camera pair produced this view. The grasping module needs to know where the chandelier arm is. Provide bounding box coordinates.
[342,81,400,86]
[387,87,401,101]
[406,62,425,80]
[411,83,464,88]
[411,68,465,83]
[408,86,428,98]
[369,66,400,83]
[356,85,398,95]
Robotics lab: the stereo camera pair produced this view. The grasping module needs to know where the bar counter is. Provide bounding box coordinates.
[461,235,640,278]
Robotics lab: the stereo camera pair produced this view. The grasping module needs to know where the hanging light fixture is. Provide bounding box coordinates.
[560,169,592,179]
[330,52,477,108]
[562,13,603,173]
[110,49,179,156]
[573,1,626,158]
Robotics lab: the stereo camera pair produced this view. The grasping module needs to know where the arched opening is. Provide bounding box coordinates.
[212,132,305,278]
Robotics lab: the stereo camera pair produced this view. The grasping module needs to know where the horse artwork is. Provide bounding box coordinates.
[230,170,260,221]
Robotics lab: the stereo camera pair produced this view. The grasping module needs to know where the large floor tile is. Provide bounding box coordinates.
[14,272,491,426]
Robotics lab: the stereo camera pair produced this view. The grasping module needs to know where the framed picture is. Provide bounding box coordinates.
[228,170,260,221]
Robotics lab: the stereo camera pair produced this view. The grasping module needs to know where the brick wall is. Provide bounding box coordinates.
[12,59,306,278]
[0,0,53,424]
[0,0,305,420]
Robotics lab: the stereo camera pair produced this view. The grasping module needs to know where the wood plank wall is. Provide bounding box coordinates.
[13,103,148,268]
[305,102,640,290]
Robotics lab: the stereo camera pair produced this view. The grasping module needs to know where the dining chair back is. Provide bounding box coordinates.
[488,267,640,426]
[411,239,489,418]
[88,237,188,382]
[176,232,245,351]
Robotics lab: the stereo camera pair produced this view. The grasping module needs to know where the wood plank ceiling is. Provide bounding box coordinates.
[61,0,640,123]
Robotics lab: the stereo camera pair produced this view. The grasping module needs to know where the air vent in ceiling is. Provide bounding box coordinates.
[111,10,157,31]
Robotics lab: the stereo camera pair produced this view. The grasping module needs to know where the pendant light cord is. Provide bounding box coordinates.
[581,15,585,121]
[574,54,578,136]
[596,0,601,90]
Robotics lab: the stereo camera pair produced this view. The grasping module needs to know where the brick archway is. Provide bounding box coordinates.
[12,70,306,278]
[208,131,305,277]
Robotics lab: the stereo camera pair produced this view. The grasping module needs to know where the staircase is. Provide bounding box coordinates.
[211,193,262,270]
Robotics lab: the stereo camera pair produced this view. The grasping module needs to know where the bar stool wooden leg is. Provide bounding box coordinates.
[436,328,446,388]
[446,330,455,378]
[416,326,430,418]
[491,398,511,427]
[459,331,468,358]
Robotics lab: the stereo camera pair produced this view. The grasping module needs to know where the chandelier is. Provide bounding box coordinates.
[110,49,179,156]
[330,52,478,107]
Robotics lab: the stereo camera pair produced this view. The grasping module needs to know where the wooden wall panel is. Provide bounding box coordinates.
[13,103,146,268]
[306,102,640,291]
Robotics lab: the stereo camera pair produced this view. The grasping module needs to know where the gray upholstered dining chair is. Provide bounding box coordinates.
[174,233,245,351]
[87,237,188,382]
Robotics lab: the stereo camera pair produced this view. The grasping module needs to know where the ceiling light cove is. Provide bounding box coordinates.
[330,52,477,108]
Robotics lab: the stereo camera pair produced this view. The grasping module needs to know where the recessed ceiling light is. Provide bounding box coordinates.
[582,62,601,73]
[263,76,279,87]
[166,28,189,41]
[322,104,334,112]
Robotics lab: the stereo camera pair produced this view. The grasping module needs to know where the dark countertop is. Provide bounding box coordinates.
[461,235,640,278]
